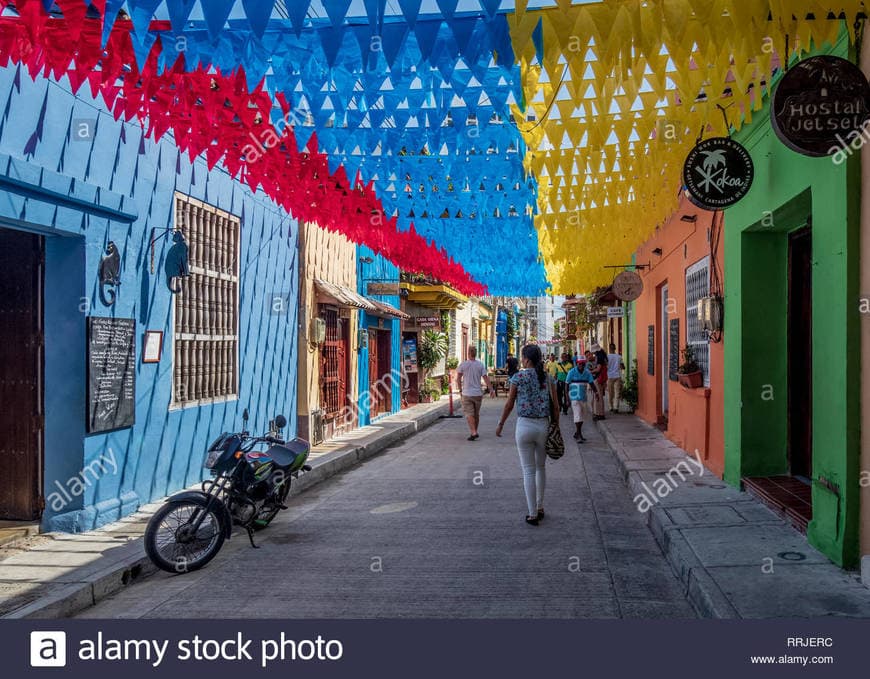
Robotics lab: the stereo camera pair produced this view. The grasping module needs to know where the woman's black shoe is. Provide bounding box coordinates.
[525,515,539,525]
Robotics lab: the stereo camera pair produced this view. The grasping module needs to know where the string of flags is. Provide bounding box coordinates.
[0,1,868,294]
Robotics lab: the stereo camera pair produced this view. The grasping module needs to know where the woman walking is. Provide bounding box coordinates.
[496,344,559,525]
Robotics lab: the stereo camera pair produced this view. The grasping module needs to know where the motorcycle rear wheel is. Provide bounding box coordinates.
[144,499,226,574]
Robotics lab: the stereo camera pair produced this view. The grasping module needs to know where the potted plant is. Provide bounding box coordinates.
[622,359,639,413]
[678,345,704,388]
[420,378,441,403]
[417,330,448,401]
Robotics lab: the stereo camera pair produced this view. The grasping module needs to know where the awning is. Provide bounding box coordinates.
[369,299,410,320]
[400,282,468,310]
[314,278,374,311]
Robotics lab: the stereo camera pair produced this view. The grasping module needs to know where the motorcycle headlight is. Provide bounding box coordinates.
[204,449,222,469]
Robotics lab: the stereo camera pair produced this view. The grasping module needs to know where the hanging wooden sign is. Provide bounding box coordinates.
[682,137,754,210]
[771,55,870,158]
[613,271,643,302]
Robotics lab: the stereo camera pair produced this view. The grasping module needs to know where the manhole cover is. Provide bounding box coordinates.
[370,502,418,514]
[778,551,807,561]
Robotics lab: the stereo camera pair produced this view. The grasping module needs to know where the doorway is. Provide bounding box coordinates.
[660,282,670,423]
[368,327,393,417]
[788,225,813,479]
[0,227,44,520]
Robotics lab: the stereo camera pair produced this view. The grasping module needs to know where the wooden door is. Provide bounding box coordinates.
[461,325,469,361]
[0,228,44,520]
[368,328,381,416]
[788,226,813,479]
[377,328,392,414]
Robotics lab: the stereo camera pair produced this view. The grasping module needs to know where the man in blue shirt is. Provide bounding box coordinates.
[566,358,596,442]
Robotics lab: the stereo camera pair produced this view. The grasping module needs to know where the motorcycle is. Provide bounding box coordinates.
[144,409,311,573]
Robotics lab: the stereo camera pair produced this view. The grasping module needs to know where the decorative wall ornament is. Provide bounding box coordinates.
[98,241,121,306]
[164,230,190,293]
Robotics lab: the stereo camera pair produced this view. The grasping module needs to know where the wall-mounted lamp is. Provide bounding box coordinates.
[652,247,663,256]
[359,256,374,264]
[680,214,698,223]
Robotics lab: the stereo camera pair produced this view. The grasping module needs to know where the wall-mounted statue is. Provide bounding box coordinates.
[99,241,121,306]
[165,230,190,293]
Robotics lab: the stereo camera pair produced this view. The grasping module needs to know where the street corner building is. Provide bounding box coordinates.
[631,197,726,479]
[0,67,301,532]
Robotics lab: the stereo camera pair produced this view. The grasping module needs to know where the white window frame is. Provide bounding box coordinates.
[685,256,711,388]
[170,193,240,410]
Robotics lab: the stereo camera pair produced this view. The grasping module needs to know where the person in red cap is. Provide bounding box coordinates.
[566,357,596,442]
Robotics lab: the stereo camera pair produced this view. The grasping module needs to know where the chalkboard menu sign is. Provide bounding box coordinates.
[87,317,136,433]
[647,325,655,376]
[669,318,680,382]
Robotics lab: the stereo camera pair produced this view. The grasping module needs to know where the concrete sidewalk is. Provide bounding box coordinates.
[0,400,448,619]
[596,414,870,618]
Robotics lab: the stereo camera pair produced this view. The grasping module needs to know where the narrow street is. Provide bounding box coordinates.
[79,400,694,619]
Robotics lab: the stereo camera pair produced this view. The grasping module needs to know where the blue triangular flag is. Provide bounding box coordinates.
[381,22,408,68]
[164,0,197,33]
[242,0,276,39]
[398,0,422,28]
[286,0,311,36]
[323,0,352,28]
[202,0,235,41]
[413,19,442,62]
[436,0,459,20]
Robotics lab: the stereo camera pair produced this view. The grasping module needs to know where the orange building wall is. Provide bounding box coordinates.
[633,196,725,478]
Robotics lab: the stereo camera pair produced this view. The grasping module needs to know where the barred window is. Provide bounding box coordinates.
[319,305,348,419]
[172,194,240,407]
[685,257,710,387]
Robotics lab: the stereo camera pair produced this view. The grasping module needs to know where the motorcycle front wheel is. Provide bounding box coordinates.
[144,499,226,574]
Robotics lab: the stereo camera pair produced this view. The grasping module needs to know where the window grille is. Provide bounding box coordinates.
[172,194,240,407]
[685,257,710,387]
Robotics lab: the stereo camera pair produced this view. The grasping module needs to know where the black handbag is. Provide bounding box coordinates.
[545,389,565,460]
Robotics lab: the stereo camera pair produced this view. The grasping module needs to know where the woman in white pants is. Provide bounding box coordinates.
[496,344,559,525]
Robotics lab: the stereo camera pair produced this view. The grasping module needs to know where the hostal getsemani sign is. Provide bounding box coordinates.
[771,55,870,160]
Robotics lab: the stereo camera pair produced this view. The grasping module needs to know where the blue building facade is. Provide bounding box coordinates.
[355,245,403,425]
[496,308,508,368]
[0,68,300,533]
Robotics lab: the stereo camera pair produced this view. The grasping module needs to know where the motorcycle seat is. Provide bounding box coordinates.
[265,444,300,469]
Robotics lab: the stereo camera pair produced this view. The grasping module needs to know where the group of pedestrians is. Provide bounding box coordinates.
[544,344,624,439]
[455,341,625,526]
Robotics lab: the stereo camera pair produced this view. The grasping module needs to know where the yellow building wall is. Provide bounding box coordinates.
[297,222,358,427]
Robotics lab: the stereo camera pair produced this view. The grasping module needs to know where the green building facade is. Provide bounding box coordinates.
[723,35,862,567]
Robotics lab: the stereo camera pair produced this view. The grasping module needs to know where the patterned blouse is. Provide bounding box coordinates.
[509,368,552,418]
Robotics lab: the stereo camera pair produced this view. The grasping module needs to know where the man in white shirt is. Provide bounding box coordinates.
[606,343,626,413]
[456,346,493,441]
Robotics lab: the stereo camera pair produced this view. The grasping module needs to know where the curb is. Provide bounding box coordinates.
[594,418,739,619]
[3,402,448,619]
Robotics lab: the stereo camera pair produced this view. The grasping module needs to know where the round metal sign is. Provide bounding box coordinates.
[613,270,643,302]
[682,137,754,210]
[771,55,870,158]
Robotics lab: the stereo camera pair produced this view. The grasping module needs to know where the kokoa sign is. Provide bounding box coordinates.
[682,137,754,210]
[771,55,870,158]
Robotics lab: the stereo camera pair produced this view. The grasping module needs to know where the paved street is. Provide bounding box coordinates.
[79,400,694,619]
